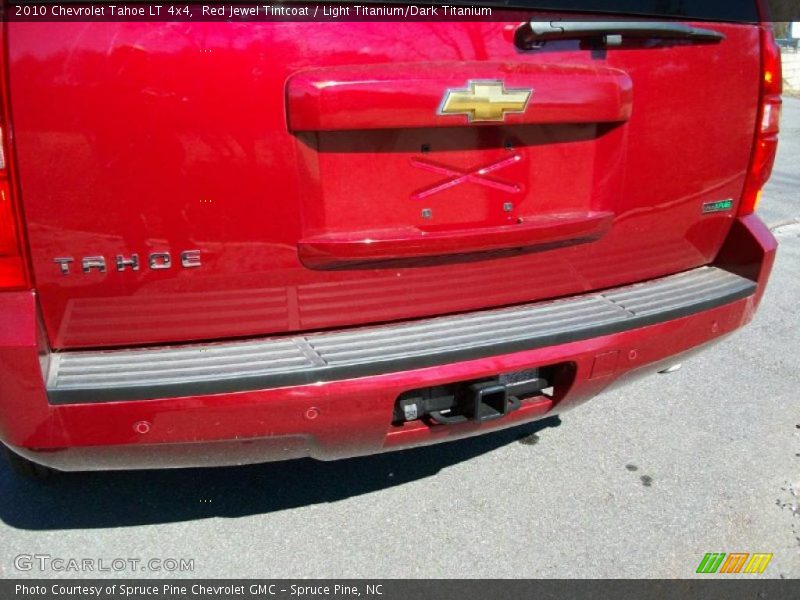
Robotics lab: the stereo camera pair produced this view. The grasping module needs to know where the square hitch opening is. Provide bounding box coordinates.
[469,382,509,422]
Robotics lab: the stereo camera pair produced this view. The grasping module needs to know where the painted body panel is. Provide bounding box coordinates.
[7,20,760,349]
[0,215,777,469]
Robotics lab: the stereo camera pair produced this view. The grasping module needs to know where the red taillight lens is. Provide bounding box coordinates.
[0,151,27,289]
[0,31,29,289]
[0,180,17,255]
[740,26,783,216]
[0,21,29,290]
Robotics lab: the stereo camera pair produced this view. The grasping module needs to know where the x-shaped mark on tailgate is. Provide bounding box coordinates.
[409,154,523,200]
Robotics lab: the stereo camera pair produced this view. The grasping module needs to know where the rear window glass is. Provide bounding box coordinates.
[480,0,761,22]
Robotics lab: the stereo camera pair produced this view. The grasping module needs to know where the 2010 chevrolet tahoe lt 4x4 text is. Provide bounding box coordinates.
[0,0,783,475]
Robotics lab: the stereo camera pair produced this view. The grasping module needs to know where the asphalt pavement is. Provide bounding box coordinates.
[0,98,798,580]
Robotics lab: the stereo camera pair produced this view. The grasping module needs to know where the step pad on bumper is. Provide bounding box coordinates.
[46,266,755,404]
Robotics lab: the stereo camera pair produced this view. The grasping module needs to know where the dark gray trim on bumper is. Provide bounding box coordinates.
[46,266,756,405]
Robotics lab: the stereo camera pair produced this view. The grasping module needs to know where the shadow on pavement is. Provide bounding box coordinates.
[0,416,561,530]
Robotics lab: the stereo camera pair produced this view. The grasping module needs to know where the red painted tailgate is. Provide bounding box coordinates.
[6,20,760,348]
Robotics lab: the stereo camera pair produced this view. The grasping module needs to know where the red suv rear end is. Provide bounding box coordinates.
[0,1,782,473]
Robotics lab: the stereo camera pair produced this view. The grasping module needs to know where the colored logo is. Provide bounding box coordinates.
[702,199,734,214]
[696,552,773,574]
[439,81,532,122]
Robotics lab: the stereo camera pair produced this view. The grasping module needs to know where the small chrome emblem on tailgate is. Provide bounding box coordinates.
[52,250,202,275]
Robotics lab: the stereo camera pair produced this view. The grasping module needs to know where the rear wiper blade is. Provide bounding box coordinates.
[515,20,726,49]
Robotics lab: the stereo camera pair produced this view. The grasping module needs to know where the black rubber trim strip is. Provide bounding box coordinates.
[46,271,756,405]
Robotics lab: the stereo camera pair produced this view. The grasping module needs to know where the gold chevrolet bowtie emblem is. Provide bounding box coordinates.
[439,80,532,122]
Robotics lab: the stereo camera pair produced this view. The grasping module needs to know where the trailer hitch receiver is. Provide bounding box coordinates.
[393,368,552,426]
